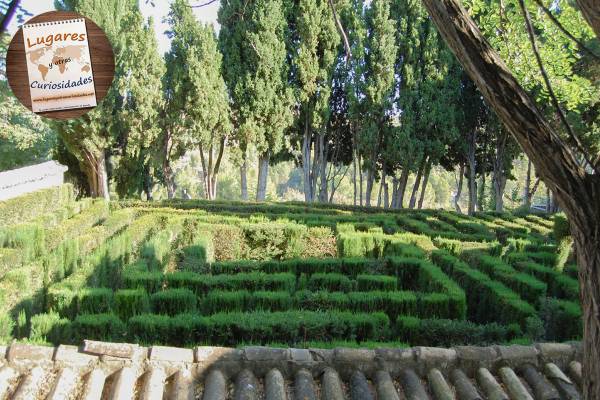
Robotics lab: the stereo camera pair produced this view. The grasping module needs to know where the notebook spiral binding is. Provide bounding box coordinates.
[22,18,85,29]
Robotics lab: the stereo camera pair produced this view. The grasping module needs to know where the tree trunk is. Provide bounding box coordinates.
[302,109,313,202]
[417,159,432,209]
[163,134,175,199]
[391,177,398,209]
[493,132,507,212]
[466,131,477,215]
[143,163,153,201]
[524,159,532,208]
[383,182,389,209]
[96,152,110,201]
[409,157,426,209]
[83,150,110,200]
[397,168,409,209]
[240,157,248,201]
[352,155,357,206]
[365,169,375,207]
[256,153,269,201]
[479,174,486,212]
[318,133,328,203]
[419,1,600,396]
[572,223,600,400]
[358,155,363,206]
[455,163,464,213]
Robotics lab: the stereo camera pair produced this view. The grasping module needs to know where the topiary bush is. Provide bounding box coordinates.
[150,288,197,315]
[114,289,150,320]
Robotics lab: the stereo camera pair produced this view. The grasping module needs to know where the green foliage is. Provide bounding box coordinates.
[0,313,14,343]
[29,312,71,344]
[114,289,150,320]
[396,317,521,347]
[77,288,114,314]
[306,273,353,292]
[72,313,126,342]
[554,214,571,243]
[0,185,73,227]
[540,298,582,341]
[150,288,197,315]
[356,274,397,291]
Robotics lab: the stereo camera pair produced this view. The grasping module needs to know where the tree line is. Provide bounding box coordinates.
[3,0,596,217]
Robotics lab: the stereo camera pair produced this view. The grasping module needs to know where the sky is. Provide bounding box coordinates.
[6,0,221,54]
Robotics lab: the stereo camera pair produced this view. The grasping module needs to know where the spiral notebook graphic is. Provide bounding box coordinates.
[22,18,97,113]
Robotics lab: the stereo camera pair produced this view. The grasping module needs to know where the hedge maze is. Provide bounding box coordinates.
[0,185,581,348]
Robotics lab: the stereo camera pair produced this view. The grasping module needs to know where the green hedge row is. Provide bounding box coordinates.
[467,253,547,305]
[47,282,464,321]
[0,184,74,227]
[510,260,579,301]
[31,310,390,346]
[396,317,522,347]
[29,311,530,348]
[540,298,582,341]
[431,250,537,328]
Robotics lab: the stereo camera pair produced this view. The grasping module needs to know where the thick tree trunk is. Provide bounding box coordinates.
[409,157,426,209]
[163,134,175,199]
[302,110,313,202]
[391,177,398,209]
[256,153,270,201]
[455,163,464,213]
[572,222,600,400]
[240,157,248,201]
[479,174,486,212]
[493,133,507,212]
[318,133,328,203]
[83,150,110,201]
[397,168,409,209]
[417,159,432,209]
[383,182,389,209]
[419,1,600,397]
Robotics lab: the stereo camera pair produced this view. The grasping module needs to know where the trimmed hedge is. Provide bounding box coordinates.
[29,312,71,344]
[468,253,547,305]
[396,317,522,347]
[71,313,126,342]
[540,298,582,341]
[431,250,537,328]
[114,289,150,320]
[150,288,197,315]
[0,184,74,226]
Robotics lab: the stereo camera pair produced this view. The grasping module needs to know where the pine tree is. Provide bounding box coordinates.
[113,12,165,200]
[359,0,397,206]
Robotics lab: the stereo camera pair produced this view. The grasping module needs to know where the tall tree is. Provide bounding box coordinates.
[113,12,164,200]
[165,0,231,200]
[359,0,397,206]
[420,0,600,397]
[293,0,340,202]
[220,0,293,201]
[53,0,136,199]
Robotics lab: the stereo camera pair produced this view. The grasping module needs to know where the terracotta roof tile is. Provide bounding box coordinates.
[0,341,583,399]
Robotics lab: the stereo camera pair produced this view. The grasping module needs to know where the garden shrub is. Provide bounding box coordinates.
[128,313,171,344]
[72,313,126,342]
[47,287,77,318]
[122,269,164,293]
[77,288,113,314]
[396,317,521,347]
[0,184,74,226]
[553,213,570,242]
[0,313,14,343]
[150,288,197,315]
[306,273,353,292]
[29,312,71,344]
[540,298,582,341]
[114,289,150,320]
[348,291,417,321]
[555,237,572,272]
[295,290,349,311]
[356,274,397,291]
[203,290,249,314]
[249,291,293,311]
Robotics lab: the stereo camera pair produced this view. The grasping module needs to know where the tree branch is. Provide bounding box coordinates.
[532,0,600,61]
[518,0,598,174]
[0,0,20,33]
[189,0,219,8]
[328,0,352,63]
